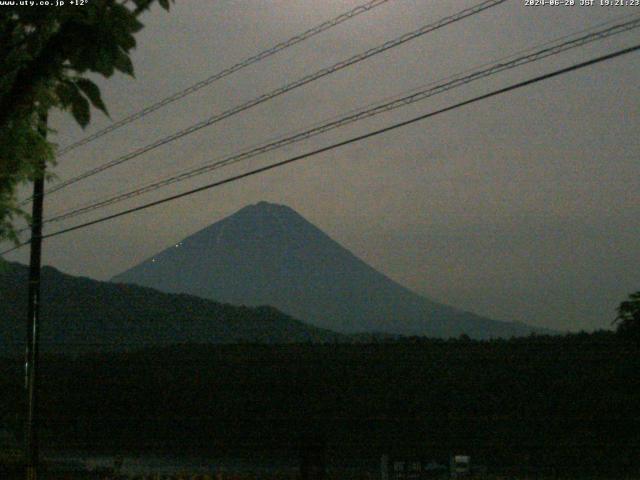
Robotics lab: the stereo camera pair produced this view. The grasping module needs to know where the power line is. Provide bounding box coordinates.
[42,11,638,222]
[3,43,638,257]
[23,0,508,204]
[36,16,640,227]
[54,0,393,158]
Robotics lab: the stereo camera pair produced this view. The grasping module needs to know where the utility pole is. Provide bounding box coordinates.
[24,112,47,480]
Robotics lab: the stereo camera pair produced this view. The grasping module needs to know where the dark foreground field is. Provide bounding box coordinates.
[1,332,639,478]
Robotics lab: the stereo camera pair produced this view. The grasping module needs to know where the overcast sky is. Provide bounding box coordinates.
[6,0,640,332]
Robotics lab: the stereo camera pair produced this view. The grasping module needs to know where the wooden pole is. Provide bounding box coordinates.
[24,112,47,480]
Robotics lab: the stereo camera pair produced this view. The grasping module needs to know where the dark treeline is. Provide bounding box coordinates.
[0,331,638,476]
[0,261,347,357]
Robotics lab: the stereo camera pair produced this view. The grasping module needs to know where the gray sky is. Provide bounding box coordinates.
[7,0,640,332]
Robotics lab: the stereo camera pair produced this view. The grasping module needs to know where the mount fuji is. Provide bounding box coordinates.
[112,202,546,339]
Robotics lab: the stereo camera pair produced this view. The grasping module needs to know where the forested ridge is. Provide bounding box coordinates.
[1,332,638,475]
[0,261,345,355]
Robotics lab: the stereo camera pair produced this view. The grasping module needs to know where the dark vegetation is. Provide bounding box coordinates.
[2,260,638,476]
[0,332,638,476]
[614,291,640,340]
[0,0,174,242]
[0,261,344,356]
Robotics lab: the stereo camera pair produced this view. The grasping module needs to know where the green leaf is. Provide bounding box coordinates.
[70,91,90,128]
[127,15,145,33]
[74,78,108,116]
[131,0,156,15]
[54,81,76,108]
[158,0,170,10]
[119,32,136,51]
[113,48,134,76]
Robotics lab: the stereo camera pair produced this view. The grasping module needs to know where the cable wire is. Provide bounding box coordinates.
[41,11,637,222]
[54,0,393,158]
[22,0,508,205]
[2,43,638,257]
[36,16,640,227]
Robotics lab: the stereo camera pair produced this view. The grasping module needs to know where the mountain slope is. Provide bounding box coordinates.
[113,202,547,338]
[0,261,344,355]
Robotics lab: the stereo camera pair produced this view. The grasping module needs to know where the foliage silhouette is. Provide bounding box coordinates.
[614,291,640,340]
[0,0,174,242]
[1,331,638,476]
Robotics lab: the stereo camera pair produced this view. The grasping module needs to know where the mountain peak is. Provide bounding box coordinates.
[254,200,280,208]
[180,201,303,248]
[238,201,297,216]
[113,203,544,338]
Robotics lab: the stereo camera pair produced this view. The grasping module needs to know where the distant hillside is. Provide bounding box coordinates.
[114,201,550,339]
[0,261,344,355]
